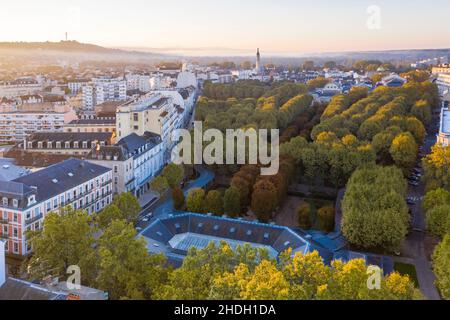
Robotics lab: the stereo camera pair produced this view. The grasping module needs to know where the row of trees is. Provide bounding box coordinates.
[196,82,312,132]
[281,134,376,187]
[311,83,438,171]
[341,165,410,251]
[423,145,450,192]
[423,188,450,300]
[184,157,297,223]
[154,242,421,300]
[27,213,421,300]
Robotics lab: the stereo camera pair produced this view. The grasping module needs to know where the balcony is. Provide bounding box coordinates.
[25,213,43,226]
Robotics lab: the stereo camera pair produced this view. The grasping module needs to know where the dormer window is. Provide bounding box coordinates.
[37,142,43,149]
[56,141,61,149]
[74,141,79,149]
[2,197,8,206]
[27,142,33,149]
[12,199,18,208]
[82,141,88,149]
[65,141,70,149]
[47,141,52,149]
[28,195,36,205]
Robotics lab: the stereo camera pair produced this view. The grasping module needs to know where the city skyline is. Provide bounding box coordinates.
[1,0,450,56]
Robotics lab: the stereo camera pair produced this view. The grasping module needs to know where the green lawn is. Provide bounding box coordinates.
[394,262,419,287]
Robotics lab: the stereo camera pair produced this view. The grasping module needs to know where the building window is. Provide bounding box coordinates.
[13,213,17,223]
[2,197,8,206]
[133,113,139,121]
[12,199,18,208]
[114,166,118,173]
[13,227,18,238]
[13,242,19,254]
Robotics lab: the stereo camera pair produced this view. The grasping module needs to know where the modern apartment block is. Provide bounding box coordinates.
[0,158,112,256]
[87,132,164,197]
[0,110,78,143]
[82,77,127,109]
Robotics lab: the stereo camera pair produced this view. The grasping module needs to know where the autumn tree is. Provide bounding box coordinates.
[342,166,409,251]
[205,190,224,216]
[316,206,335,232]
[251,179,278,222]
[186,188,206,213]
[432,234,450,300]
[172,187,185,210]
[297,203,312,230]
[390,132,418,169]
[162,163,185,189]
[223,187,241,217]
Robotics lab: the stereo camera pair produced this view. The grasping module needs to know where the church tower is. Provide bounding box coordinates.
[255,48,262,74]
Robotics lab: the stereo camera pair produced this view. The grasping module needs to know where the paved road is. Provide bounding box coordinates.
[136,166,214,234]
[398,118,441,300]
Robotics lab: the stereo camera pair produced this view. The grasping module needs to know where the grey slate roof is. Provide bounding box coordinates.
[0,159,30,181]
[68,118,116,125]
[142,213,310,265]
[0,278,66,300]
[117,132,162,156]
[13,158,111,206]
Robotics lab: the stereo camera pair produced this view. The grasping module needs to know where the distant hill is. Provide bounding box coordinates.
[0,41,172,60]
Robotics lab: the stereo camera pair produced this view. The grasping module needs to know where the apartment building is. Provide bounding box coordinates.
[0,110,78,143]
[437,108,450,147]
[116,92,182,150]
[87,132,164,197]
[82,77,127,109]
[67,79,90,94]
[126,74,152,92]
[0,158,112,256]
[23,132,114,156]
[64,118,117,134]
[435,73,450,107]
[0,79,42,99]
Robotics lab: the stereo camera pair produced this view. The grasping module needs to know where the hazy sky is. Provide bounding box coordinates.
[1,0,450,55]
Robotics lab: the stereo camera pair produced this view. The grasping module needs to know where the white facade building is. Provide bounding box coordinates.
[437,108,450,147]
[0,79,43,99]
[87,132,164,198]
[436,74,450,107]
[0,110,78,143]
[116,92,183,151]
[0,159,112,256]
[82,78,127,109]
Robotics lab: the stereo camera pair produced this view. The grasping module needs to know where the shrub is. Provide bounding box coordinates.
[317,206,335,232]
[297,203,312,230]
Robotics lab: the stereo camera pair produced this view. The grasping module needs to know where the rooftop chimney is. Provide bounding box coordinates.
[0,240,6,288]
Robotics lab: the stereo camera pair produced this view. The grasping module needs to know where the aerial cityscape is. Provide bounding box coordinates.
[0,0,449,307]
